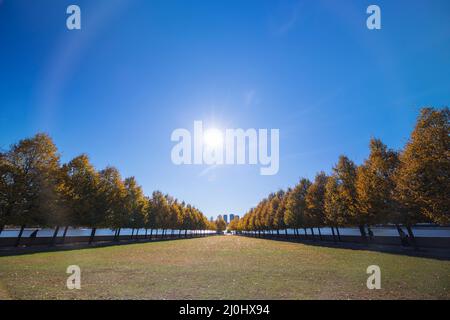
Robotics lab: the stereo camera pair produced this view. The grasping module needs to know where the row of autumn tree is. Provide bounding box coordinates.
[0,134,216,244]
[229,108,449,241]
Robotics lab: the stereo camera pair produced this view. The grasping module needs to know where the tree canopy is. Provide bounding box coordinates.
[0,134,213,234]
[235,107,449,234]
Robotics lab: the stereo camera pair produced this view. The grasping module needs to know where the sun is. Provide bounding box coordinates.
[203,128,223,148]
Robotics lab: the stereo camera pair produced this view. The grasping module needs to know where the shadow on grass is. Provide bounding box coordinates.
[238,234,450,261]
[0,235,218,258]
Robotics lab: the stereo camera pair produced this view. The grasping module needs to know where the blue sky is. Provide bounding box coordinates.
[1,0,449,218]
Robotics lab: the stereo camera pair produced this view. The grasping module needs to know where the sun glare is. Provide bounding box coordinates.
[203,128,223,148]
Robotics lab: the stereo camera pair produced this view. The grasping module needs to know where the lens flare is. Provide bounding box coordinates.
[203,128,223,148]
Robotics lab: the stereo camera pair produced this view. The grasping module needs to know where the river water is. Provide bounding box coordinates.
[0,226,449,238]
[244,226,450,238]
[0,228,215,238]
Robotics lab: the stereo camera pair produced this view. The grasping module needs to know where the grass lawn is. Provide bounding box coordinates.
[0,235,449,299]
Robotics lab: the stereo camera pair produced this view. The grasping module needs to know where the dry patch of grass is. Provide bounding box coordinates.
[0,236,449,299]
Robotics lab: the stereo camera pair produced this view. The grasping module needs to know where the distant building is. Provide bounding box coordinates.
[230,214,235,221]
[210,216,214,222]
[223,214,228,224]
[235,215,240,220]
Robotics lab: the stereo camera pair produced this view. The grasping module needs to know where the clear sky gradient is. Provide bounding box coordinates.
[1,0,449,218]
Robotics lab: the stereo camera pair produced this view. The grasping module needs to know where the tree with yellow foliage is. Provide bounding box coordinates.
[356,139,399,227]
[215,215,226,233]
[395,107,450,229]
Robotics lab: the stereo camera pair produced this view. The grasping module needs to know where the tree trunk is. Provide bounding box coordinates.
[50,226,59,246]
[149,228,153,240]
[62,226,69,244]
[89,227,97,244]
[331,227,336,242]
[395,224,403,237]
[15,225,25,247]
[185,229,188,238]
[135,228,139,240]
[303,228,308,240]
[284,228,288,238]
[0,225,4,236]
[310,228,315,241]
[30,229,39,246]
[336,227,341,241]
[318,228,322,241]
[359,225,367,243]
[145,229,148,239]
[406,224,419,250]
[130,228,134,240]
